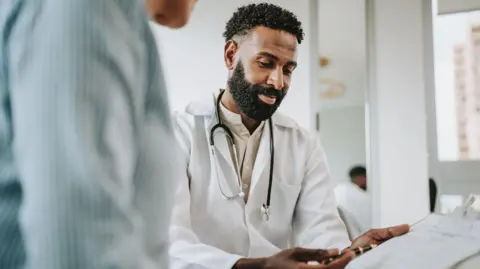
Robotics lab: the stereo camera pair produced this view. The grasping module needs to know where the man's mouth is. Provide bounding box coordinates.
[258,94,277,105]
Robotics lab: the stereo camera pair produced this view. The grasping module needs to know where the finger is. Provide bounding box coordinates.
[367,224,410,242]
[387,224,410,237]
[291,248,339,262]
[296,253,354,269]
[322,251,355,269]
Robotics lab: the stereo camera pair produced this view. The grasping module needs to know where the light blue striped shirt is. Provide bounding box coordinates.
[0,0,180,268]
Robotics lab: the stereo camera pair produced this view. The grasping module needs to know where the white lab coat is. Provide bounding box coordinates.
[169,97,350,269]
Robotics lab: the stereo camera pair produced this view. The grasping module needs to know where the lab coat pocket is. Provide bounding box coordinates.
[262,181,301,248]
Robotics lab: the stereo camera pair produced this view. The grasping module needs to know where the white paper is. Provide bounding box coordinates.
[347,214,480,269]
[450,194,480,220]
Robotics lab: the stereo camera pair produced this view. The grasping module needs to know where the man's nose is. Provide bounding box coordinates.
[269,68,284,90]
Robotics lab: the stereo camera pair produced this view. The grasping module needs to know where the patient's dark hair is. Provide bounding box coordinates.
[349,166,366,179]
[223,3,304,44]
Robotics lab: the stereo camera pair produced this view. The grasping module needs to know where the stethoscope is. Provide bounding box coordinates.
[209,90,274,221]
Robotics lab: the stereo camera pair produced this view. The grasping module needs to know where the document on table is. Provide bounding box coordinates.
[347,214,480,269]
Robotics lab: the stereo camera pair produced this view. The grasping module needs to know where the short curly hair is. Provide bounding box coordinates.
[223,3,304,44]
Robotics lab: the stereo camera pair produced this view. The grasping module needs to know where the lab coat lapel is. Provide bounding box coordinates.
[250,119,281,196]
[206,111,238,182]
[187,92,241,200]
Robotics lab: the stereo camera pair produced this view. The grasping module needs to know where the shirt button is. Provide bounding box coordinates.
[243,183,249,189]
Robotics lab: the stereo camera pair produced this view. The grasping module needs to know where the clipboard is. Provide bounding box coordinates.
[347,214,480,269]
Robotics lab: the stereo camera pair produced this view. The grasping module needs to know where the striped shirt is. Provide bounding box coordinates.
[0,0,180,268]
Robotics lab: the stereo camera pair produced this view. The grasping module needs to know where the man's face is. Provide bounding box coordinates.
[353,176,367,190]
[225,26,298,121]
[145,0,196,29]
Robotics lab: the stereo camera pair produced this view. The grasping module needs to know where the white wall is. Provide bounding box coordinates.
[367,0,430,227]
[151,0,315,130]
[317,0,367,110]
[316,0,367,185]
[320,106,367,184]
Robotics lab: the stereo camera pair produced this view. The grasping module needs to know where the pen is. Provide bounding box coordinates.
[322,244,378,265]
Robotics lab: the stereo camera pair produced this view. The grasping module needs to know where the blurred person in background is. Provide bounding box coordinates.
[0,0,195,268]
[348,166,367,191]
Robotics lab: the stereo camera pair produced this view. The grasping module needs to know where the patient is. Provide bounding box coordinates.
[0,0,195,268]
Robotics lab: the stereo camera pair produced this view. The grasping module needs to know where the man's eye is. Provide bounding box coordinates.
[283,69,293,75]
[258,61,274,68]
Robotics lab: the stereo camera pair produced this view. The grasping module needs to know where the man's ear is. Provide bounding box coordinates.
[224,40,238,70]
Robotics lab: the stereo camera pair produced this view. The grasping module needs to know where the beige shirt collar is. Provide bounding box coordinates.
[218,102,265,136]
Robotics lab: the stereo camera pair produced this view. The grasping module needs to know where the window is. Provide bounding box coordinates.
[434,9,480,161]
[455,57,465,66]
[454,46,464,55]
[455,69,465,77]
[459,140,469,149]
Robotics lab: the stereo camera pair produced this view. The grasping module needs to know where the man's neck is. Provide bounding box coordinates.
[220,90,261,134]
[241,116,261,134]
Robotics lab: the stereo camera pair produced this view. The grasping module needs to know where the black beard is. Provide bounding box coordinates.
[227,63,286,121]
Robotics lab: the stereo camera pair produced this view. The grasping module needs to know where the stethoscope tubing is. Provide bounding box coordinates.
[209,90,274,213]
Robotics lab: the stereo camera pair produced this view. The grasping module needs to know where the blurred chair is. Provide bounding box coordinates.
[334,182,371,239]
[337,206,363,240]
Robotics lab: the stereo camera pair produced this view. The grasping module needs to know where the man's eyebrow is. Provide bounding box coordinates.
[257,52,297,67]
[257,52,279,60]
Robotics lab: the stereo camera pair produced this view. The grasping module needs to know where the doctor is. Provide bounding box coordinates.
[170,3,409,269]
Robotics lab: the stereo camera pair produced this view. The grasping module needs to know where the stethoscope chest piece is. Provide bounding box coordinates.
[261,204,271,221]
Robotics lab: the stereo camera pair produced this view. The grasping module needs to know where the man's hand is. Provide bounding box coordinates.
[233,248,355,269]
[264,248,354,269]
[350,224,410,249]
